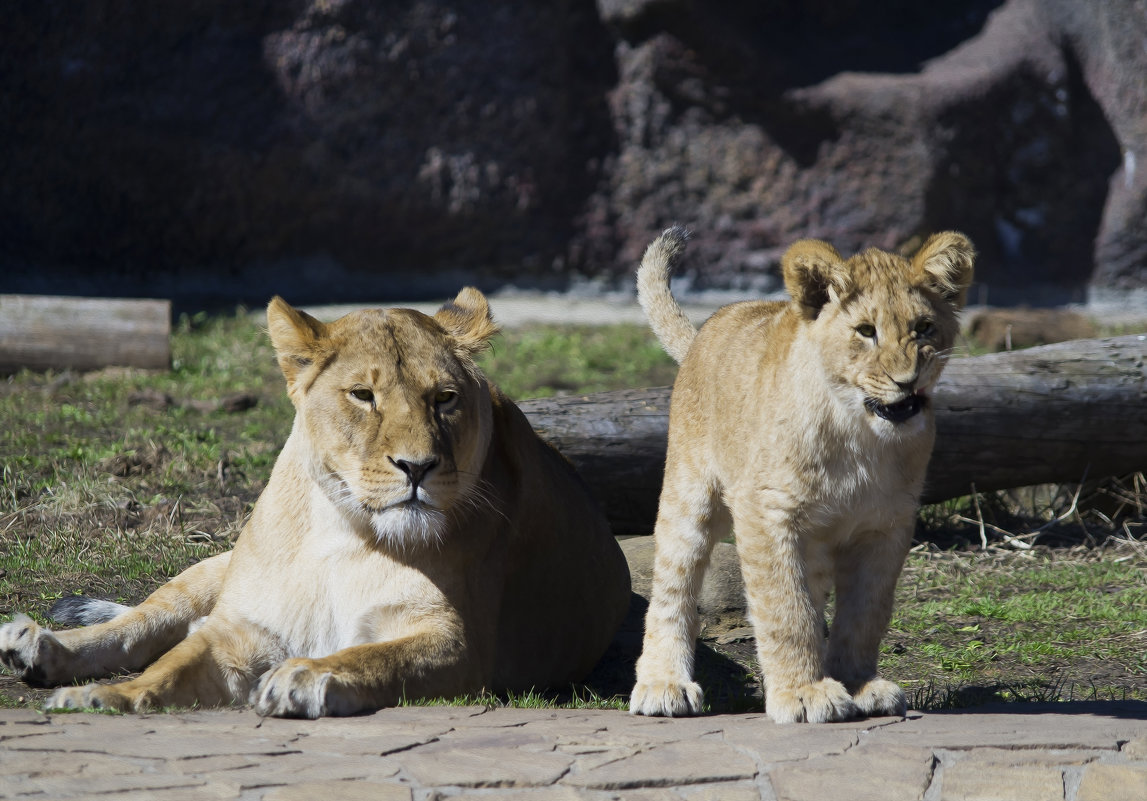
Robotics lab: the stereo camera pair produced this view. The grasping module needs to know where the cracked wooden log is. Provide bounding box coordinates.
[520,334,1147,535]
[0,295,171,373]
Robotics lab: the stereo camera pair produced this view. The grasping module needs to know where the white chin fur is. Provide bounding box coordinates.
[370,504,448,548]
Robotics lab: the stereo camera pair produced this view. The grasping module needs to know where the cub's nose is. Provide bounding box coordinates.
[389,457,439,489]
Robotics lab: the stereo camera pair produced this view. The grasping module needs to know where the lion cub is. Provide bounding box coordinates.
[629,228,973,723]
[0,289,630,717]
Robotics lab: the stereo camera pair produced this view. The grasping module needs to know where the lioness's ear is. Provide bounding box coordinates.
[782,239,849,318]
[266,296,329,389]
[914,231,975,309]
[434,287,500,358]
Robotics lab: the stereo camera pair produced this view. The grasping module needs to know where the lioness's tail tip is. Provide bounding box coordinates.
[50,596,130,627]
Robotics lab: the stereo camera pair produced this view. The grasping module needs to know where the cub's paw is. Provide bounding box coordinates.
[45,683,143,713]
[629,679,704,717]
[851,677,907,718]
[0,615,70,686]
[766,677,858,724]
[252,660,334,719]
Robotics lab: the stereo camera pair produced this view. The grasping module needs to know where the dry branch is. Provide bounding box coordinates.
[520,334,1147,534]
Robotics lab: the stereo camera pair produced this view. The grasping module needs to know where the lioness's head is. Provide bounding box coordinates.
[782,232,974,435]
[267,288,500,547]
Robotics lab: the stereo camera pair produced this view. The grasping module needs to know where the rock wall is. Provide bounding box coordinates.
[1,0,1143,308]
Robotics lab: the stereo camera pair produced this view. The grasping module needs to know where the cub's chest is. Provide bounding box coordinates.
[798,445,924,540]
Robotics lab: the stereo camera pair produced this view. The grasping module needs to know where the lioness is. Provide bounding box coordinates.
[629,228,973,723]
[0,289,630,717]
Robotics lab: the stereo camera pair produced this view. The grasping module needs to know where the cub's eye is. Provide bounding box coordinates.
[914,319,934,336]
[856,323,877,338]
[434,390,458,405]
[349,388,374,403]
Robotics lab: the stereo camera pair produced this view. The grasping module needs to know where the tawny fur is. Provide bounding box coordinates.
[0,289,630,718]
[630,227,974,723]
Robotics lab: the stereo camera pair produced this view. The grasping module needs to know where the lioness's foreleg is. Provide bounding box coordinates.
[630,471,726,717]
[825,526,913,717]
[252,626,470,718]
[0,552,231,687]
[735,503,857,724]
[46,613,281,713]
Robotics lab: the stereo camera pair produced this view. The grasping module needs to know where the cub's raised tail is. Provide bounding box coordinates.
[637,227,697,364]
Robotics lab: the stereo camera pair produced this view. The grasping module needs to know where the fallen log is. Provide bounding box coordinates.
[520,334,1147,535]
[0,295,171,373]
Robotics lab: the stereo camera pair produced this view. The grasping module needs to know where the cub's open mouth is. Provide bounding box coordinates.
[865,393,926,423]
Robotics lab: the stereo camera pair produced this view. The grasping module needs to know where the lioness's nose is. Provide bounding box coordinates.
[390,457,439,489]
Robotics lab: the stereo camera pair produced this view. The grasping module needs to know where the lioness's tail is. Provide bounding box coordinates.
[637,227,696,364]
[50,596,130,626]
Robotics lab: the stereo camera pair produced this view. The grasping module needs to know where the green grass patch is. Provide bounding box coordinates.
[480,324,677,399]
[882,548,1147,707]
[401,686,629,711]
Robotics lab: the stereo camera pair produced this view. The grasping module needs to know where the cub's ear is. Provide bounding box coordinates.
[914,231,975,309]
[266,296,329,390]
[434,287,501,358]
[782,239,849,318]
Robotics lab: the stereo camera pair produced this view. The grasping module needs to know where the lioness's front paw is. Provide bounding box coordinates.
[851,677,907,718]
[45,682,142,713]
[252,660,333,719]
[0,615,71,686]
[629,679,704,717]
[766,677,857,723]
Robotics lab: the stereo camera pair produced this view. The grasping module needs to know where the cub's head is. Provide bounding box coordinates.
[782,232,975,436]
[267,288,500,548]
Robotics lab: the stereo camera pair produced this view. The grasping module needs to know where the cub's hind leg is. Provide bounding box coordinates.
[630,459,727,717]
[825,525,914,717]
[0,552,230,687]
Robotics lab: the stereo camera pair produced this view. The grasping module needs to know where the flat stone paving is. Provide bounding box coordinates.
[1,701,1144,800]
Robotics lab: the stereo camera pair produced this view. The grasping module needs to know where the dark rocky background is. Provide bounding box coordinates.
[3,0,1144,310]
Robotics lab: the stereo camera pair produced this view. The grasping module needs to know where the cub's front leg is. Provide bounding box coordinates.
[735,504,858,724]
[252,622,470,719]
[0,553,230,688]
[826,525,915,718]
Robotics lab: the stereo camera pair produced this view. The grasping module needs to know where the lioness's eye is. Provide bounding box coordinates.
[856,323,876,338]
[434,390,458,405]
[914,320,934,336]
[350,388,374,403]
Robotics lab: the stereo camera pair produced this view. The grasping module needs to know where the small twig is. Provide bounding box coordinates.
[970,485,988,550]
[953,515,1033,550]
[1026,473,1088,537]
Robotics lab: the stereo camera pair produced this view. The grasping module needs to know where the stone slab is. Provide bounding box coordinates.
[263,781,412,801]
[881,704,1147,750]
[940,762,1065,801]
[562,738,758,790]
[0,703,1145,800]
[1075,763,1147,801]
[768,745,935,801]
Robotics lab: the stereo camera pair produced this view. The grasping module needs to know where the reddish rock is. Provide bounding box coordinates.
[1,0,1143,306]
